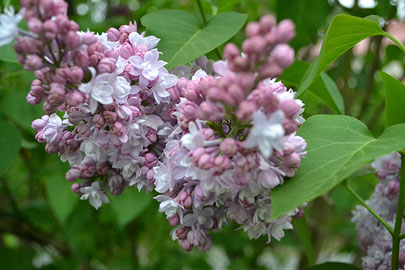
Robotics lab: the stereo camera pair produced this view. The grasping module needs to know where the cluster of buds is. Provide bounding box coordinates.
[152,16,307,251]
[6,0,180,209]
[352,153,405,270]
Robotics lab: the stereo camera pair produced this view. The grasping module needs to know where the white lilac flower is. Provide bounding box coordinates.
[78,68,131,113]
[153,162,173,193]
[129,49,167,88]
[128,32,160,49]
[150,71,177,104]
[0,6,23,46]
[154,195,184,218]
[245,110,285,158]
[42,114,64,144]
[181,121,205,150]
[80,182,110,209]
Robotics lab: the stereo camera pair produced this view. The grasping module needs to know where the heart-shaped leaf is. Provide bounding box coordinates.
[281,60,344,114]
[297,14,386,95]
[110,187,153,228]
[271,115,405,219]
[0,120,21,176]
[141,10,247,70]
[379,71,405,128]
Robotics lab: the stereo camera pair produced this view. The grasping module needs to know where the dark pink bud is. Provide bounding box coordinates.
[236,100,257,120]
[280,100,301,118]
[246,22,261,37]
[66,90,84,107]
[197,154,214,170]
[54,15,69,33]
[93,114,105,128]
[69,66,84,83]
[283,118,299,135]
[193,184,207,201]
[167,86,181,103]
[220,138,239,156]
[27,18,42,34]
[276,19,296,43]
[242,36,267,55]
[26,93,40,105]
[98,57,116,73]
[119,43,135,59]
[103,111,117,123]
[42,20,58,40]
[75,124,92,137]
[144,153,157,168]
[223,43,239,60]
[65,31,81,50]
[387,180,400,196]
[71,183,81,194]
[32,116,49,131]
[168,214,180,226]
[227,83,245,103]
[24,55,43,71]
[82,32,98,45]
[73,51,89,68]
[191,148,206,164]
[96,162,110,175]
[259,15,276,34]
[177,191,192,208]
[181,101,198,119]
[67,21,79,32]
[271,44,295,69]
[107,27,120,41]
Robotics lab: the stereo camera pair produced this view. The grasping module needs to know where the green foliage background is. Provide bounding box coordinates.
[0,0,403,269]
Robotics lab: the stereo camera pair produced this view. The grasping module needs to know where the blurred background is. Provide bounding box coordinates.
[0,0,404,269]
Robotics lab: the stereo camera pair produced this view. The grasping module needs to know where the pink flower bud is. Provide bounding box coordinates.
[223,43,240,60]
[191,148,206,164]
[26,93,40,105]
[24,55,43,71]
[69,66,84,83]
[52,0,68,16]
[108,173,124,195]
[167,86,181,103]
[242,36,267,55]
[66,167,81,181]
[92,114,105,128]
[280,100,301,118]
[283,152,301,168]
[103,111,117,123]
[75,124,92,138]
[179,239,193,252]
[193,184,207,201]
[181,101,198,120]
[111,121,126,137]
[107,27,120,41]
[98,57,116,73]
[71,183,81,194]
[276,19,296,43]
[80,157,96,178]
[283,118,299,135]
[119,42,135,59]
[65,31,81,50]
[236,100,257,120]
[27,18,42,34]
[227,83,245,103]
[176,227,189,240]
[43,20,58,39]
[177,191,192,208]
[197,154,214,170]
[214,155,232,174]
[220,138,239,156]
[73,51,89,68]
[168,214,180,226]
[66,90,84,107]
[32,115,49,131]
[387,180,400,196]
[144,153,157,168]
[54,15,70,33]
[246,22,261,37]
[271,44,295,69]
[82,32,98,45]
[259,15,276,34]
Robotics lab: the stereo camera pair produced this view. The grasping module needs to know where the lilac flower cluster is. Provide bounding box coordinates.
[152,16,307,251]
[8,0,179,209]
[352,153,405,270]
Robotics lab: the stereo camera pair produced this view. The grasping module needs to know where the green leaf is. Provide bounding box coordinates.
[141,10,247,70]
[110,187,153,228]
[0,42,18,63]
[271,115,405,219]
[379,71,405,128]
[281,60,344,114]
[293,216,315,266]
[298,14,385,95]
[276,0,330,50]
[0,120,21,176]
[45,163,79,224]
[306,262,360,270]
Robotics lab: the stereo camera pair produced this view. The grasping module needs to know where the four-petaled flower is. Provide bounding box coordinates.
[80,182,110,210]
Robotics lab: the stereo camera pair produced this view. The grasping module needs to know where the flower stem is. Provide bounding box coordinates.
[392,152,405,269]
[342,181,393,235]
